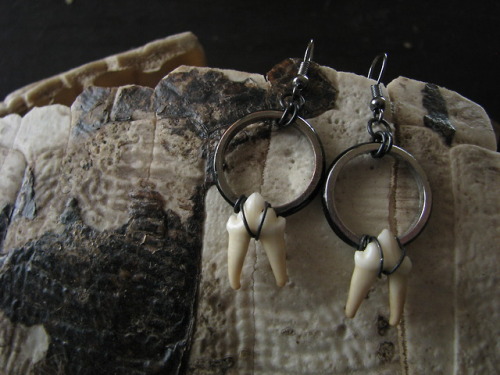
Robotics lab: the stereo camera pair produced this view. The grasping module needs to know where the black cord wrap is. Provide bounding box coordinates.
[358,234,407,278]
[234,195,272,241]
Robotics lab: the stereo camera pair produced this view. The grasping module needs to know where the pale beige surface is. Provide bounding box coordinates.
[190,66,499,374]
[0,312,49,374]
[0,63,497,374]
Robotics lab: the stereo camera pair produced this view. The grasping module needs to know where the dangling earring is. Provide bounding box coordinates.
[322,53,432,325]
[214,40,325,290]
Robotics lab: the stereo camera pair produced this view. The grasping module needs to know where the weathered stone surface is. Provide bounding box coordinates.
[0,59,497,375]
[387,76,496,151]
[0,60,336,374]
[451,145,499,375]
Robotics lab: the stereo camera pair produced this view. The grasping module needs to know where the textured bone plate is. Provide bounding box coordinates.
[0,31,205,117]
[0,47,498,374]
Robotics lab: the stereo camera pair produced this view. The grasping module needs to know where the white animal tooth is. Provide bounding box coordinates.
[345,229,411,325]
[388,266,411,325]
[345,240,381,318]
[378,229,413,326]
[226,214,251,290]
[259,210,287,287]
[226,192,288,289]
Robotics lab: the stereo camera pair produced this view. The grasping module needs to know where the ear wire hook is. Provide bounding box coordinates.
[367,53,388,84]
[297,39,314,78]
[279,39,315,127]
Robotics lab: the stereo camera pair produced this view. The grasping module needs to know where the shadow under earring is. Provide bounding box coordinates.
[214,40,325,290]
[322,53,432,325]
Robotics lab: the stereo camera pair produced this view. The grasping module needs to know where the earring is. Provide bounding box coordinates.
[214,40,325,290]
[322,53,432,325]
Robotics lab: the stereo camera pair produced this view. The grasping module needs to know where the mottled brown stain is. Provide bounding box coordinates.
[377,341,396,363]
[267,58,337,119]
[377,315,390,336]
[1,190,204,375]
[0,64,338,374]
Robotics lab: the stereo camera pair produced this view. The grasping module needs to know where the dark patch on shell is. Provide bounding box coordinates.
[72,86,117,137]
[376,341,396,363]
[281,327,296,336]
[266,58,337,119]
[11,167,36,221]
[0,65,339,373]
[0,204,12,250]
[0,190,203,374]
[151,65,336,187]
[154,69,267,138]
[422,83,456,145]
[110,86,155,122]
[377,315,390,336]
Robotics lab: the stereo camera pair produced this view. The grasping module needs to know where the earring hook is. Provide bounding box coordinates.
[367,53,388,84]
[297,39,315,77]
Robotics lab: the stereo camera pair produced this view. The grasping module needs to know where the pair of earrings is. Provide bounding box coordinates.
[213,41,432,326]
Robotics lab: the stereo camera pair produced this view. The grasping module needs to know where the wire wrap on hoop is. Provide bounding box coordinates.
[358,234,408,278]
[234,195,271,241]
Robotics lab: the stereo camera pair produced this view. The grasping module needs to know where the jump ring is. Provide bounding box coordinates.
[214,110,325,217]
[279,92,305,110]
[371,131,393,158]
[367,118,391,138]
[278,101,299,127]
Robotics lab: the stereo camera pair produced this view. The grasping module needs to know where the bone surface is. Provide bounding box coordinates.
[0,32,205,117]
[0,54,498,374]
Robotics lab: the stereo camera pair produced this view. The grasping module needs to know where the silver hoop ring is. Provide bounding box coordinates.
[214,110,325,217]
[322,142,432,247]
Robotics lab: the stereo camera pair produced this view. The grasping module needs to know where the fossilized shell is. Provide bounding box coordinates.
[0,31,205,117]
[0,36,498,374]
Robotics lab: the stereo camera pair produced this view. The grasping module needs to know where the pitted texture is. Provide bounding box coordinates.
[0,62,498,375]
[1,192,203,375]
[0,62,336,374]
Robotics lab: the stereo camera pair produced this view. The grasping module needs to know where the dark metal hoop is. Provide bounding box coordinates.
[359,234,408,277]
[322,142,432,247]
[214,110,325,217]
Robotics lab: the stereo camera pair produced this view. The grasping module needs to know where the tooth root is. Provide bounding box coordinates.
[345,241,381,318]
[388,256,412,325]
[345,265,379,318]
[260,216,287,287]
[226,214,251,290]
[377,229,412,325]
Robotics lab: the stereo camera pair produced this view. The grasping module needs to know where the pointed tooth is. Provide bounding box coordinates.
[226,214,251,290]
[377,229,412,326]
[260,216,287,287]
[345,241,381,318]
[345,267,378,318]
[388,256,412,325]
